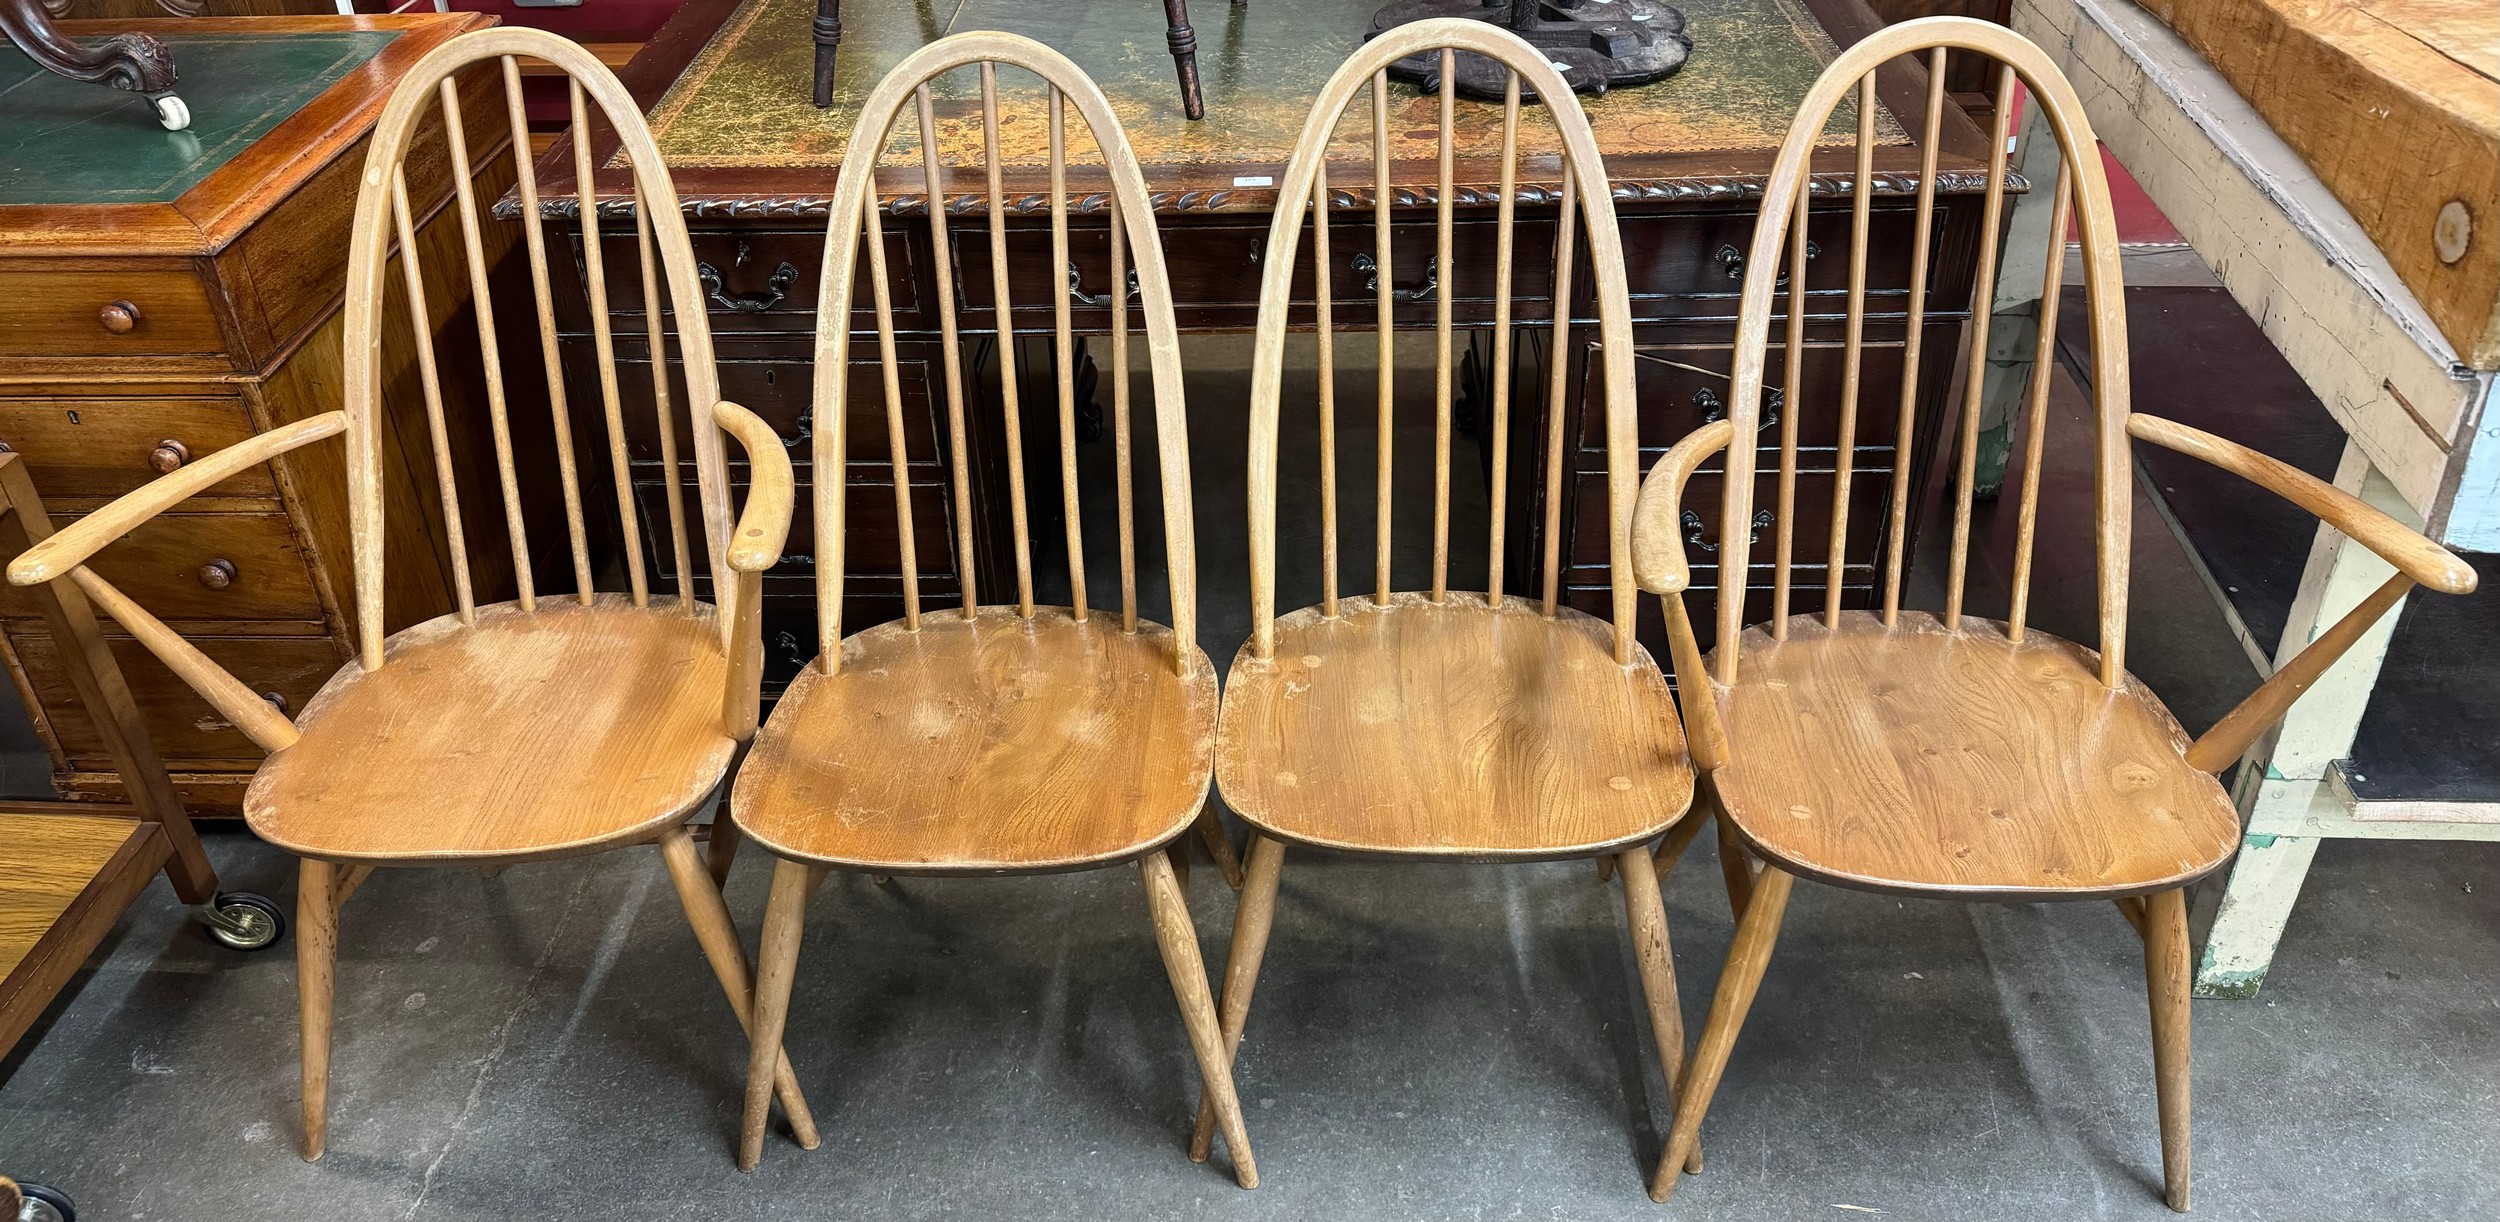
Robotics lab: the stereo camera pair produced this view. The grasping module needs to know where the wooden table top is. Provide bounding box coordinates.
[537,0,1996,217]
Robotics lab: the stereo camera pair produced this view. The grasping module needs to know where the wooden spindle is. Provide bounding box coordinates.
[572,81,648,608]
[2006,170,2074,642]
[503,57,593,604]
[1373,70,1395,607]
[1048,87,1089,621]
[1110,188,1139,632]
[918,84,980,618]
[1825,75,1876,627]
[1538,172,1578,617]
[1485,71,1519,608]
[632,199,696,609]
[860,168,921,630]
[1769,175,1807,638]
[388,168,474,625]
[1430,49,1455,603]
[437,78,533,611]
[1882,47,1948,627]
[1943,62,2017,631]
[982,63,1035,618]
[1314,162,1339,619]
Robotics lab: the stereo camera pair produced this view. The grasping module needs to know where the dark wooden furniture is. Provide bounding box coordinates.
[0,0,184,127]
[809,0,1226,119]
[0,11,517,814]
[534,0,2001,688]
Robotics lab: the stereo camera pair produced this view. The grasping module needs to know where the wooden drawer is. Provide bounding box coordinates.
[0,264,226,361]
[951,217,1560,331]
[0,512,323,623]
[1581,341,1910,454]
[0,396,274,504]
[1567,464,1892,575]
[1613,207,1923,318]
[636,476,956,587]
[8,628,338,767]
[582,227,918,335]
[613,351,941,472]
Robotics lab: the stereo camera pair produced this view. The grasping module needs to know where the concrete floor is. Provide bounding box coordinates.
[4,301,2498,1220]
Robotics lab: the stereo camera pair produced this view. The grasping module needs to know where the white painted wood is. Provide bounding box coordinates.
[2013,0,2484,527]
[2257,448,2412,784]
[2246,775,2500,843]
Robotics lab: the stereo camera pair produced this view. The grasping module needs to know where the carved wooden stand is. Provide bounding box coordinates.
[809,0,1238,121]
[2,0,191,128]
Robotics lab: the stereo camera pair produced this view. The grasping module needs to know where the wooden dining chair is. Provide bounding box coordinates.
[1203,16,1699,1188]
[728,31,1253,1183]
[5,28,817,1164]
[1627,16,2478,1210]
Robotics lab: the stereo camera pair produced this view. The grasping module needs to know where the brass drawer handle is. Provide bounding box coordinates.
[99,300,142,335]
[1714,240,1818,285]
[1694,386,1783,430]
[198,558,237,590]
[1684,508,1773,553]
[150,438,191,473]
[1067,260,1140,308]
[1352,252,1437,302]
[698,261,800,313]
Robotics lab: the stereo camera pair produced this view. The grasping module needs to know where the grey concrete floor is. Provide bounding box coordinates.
[4,312,2498,1221]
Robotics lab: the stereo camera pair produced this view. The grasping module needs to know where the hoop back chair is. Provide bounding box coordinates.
[6,28,814,1163]
[1203,17,1698,1187]
[1627,17,2477,1208]
[726,32,1250,1183]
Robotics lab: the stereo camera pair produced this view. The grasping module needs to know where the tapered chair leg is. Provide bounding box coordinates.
[295,857,338,1162]
[1191,833,1284,1161]
[738,858,817,1171]
[1714,811,1755,917]
[1141,849,1257,1188]
[2143,887,2192,1212]
[1650,802,1709,883]
[706,815,744,889]
[655,827,819,1150]
[1653,864,1795,1202]
[1619,843,1703,1175]
[1195,805,1245,891]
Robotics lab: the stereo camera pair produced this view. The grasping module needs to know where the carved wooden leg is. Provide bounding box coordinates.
[295,857,338,1162]
[1190,833,1282,1161]
[1161,0,1207,120]
[1141,850,1257,1187]
[1619,845,1703,1175]
[2144,887,2193,1212]
[656,827,818,1151]
[0,0,177,93]
[810,0,843,107]
[738,858,816,1171]
[1653,865,1794,1202]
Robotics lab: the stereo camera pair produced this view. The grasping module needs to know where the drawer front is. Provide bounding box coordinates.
[1568,464,1892,575]
[952,217,1560,330]
[0,512,323,622]
[9,629,339,766]
[636,476,956,587]
[1581,341,1910,454]
[0,396,273,503]
[584,228,917,334]
[613,352,941,472]
[1613,208,1921,317]
[0,265,226,361]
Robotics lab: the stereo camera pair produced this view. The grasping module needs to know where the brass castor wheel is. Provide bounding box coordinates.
[199,892,285,951]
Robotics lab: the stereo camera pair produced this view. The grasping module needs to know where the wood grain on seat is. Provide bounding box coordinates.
[731,607,1218,874]
[1217,593,1694,860]
[1711,611,2239,900]
[244,596,737,863]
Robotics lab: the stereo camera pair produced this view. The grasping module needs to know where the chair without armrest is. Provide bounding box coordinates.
[1626,16,2475,1209]
[7,26,816,1166]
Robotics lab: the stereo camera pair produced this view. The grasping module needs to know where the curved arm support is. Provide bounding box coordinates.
[1630,419,1735,596]
[9,412,347,587]
[714,401,796,573]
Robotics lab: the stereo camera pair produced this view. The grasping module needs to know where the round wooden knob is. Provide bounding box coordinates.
[98,301,141,335]
[198,558,237,590]
[149,438,191,474]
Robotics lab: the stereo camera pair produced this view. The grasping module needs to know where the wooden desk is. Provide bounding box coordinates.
[0,12,521,813]
[533,0,2004,684]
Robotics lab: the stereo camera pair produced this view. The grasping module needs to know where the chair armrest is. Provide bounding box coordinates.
[713,401,794,573]
[1630,420,1735,595]
[8,412,348,586]
[2127,414,2476,595]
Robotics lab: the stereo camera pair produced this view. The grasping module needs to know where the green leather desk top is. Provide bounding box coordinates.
[644,0,1899,172]
[0,30,397,207]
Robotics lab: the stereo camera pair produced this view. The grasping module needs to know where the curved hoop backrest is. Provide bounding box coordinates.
[1245,18,1645,666]
[341,27,731,672]
[1708,16,2130,687]
[811,32,1197,675]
